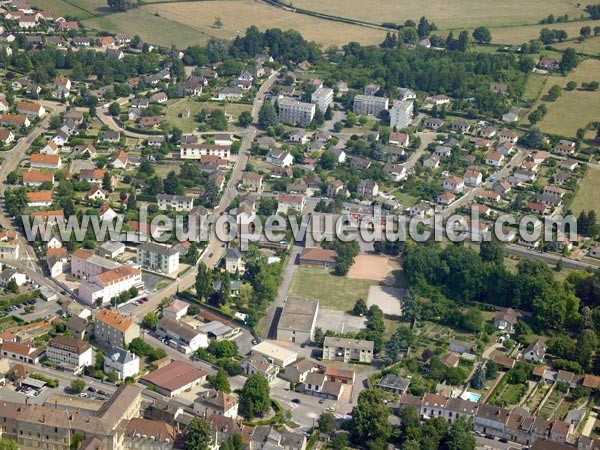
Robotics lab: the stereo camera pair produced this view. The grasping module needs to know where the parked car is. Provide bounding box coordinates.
[291,398,301,404]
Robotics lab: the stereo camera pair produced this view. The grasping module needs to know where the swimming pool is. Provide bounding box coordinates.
[466,392,481,403]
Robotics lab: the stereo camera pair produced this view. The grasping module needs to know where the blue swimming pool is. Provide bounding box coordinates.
[466,392,481,403]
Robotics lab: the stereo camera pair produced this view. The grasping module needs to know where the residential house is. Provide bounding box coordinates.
[442,176,464,193]
[523,339,546,363]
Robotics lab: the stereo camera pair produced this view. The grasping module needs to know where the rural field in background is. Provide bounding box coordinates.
[290,0,583,29]
[570,166,600,217]
[140,0,387,46]
[532,59,600,137]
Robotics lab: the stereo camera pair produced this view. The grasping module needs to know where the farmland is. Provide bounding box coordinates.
[485,19,600,44]
[138,0,387,46]
[534,59,600,137]
[570,166,600,217]
[84,8,211,49]
[289,0,583,29]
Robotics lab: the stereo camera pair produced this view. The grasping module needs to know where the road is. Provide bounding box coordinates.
[132,72,279,319]
[0,102,67,271]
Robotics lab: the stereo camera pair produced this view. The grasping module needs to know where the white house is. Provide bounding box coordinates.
[266,149,294,167]
[442,176,464,193]
[104,347,140,380]
[157,194,194,212]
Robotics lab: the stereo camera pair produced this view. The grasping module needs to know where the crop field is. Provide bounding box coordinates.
[139,0,387,46]
[534,59,600,137]
[289,0,583,29]
[84,8,210,49]
[29,0,96,18]
[486,19,600,44]
[571,166,600,216]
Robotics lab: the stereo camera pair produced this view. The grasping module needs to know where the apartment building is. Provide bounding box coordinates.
[389,100,413,129]
[194,390,239,419]
[311,87,333,112]
[71,248,120,280]
[0,385,141,450]
[94,308,140,348]
[157,194,194,212]
[278,98,316,127]
[79,265,143,306]
[136,242,180,275]
[353,95,389,116]
[323,337,374,363]
[180,143,230,160]
[46,335,93,374]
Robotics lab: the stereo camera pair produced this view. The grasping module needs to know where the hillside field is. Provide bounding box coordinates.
[570,166,600,217]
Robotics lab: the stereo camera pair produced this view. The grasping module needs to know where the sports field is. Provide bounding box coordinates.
[290,0,583,29]
[570,166,600,216]
[534,59,600,137]
[139,0,387,46]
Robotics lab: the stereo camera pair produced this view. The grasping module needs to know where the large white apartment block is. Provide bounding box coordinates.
[389,100,414,129]
[94,308,140,348]
[311,88,333,112]
[46,336,93,374]
[71,248,120,280]
[353,95,389,116]
[180,143,230,159]
[278,98,316,127]
[157,194,194,212]
[136,242,180,274]
[79,265,143,306]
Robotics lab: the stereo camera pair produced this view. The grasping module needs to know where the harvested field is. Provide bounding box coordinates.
[367,285,404,316]
[347,254,393,281]
[571,166,600,216]
[290,0,583,29]
[139,0,387,46]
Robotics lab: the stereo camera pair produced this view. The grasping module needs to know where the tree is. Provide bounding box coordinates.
[403,288,420,322]
[207,368,231,393]
[207,339,237,358]
[523,126,543,148]
[457,30,470,51]
[185,417,212,450]
[196,263,213,300]
[480,234,505,264]
[349,389,391,446]
[462,307,483,333]
[102,171,113,193]
[446,416,476,450]
[473,26,492,43]
[143,312,158,330]
[318,411,335,434]
[70,378,86,394]
[107,0,133,12]
[566,81,577,91]
[209,109,228,131]
[446,367,467,385]
[580,26,592,39]
[560,47,577,73]
[238,111,252,127]
[353,298,368,316]
[548,84,562,101]
[6,171,18,185]
[470,366,486,389]
[108,102,120,117]
[258,102,278,129]
[0,439,18,450]
[239,374,270,418]
[214,16,223,29]
[6,278,18,294]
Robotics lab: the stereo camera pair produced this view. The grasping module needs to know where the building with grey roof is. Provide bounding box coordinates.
[323,337,374,363]
[276,297,319,344]
[136,242,179,274]
[104,346,140,380]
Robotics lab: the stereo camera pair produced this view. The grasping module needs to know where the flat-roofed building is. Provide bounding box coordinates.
[276,296,319,344]
[389,100,413,129]
[278,98,315,127]
[311,87,333,112]
[141,360,208,397]
[251,341,298,367]
[353,95,389,116]
[323,337,374,363]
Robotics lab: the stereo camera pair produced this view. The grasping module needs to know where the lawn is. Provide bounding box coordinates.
[290,0,583,29]
[570,165,600,216]
[84,8,211,49]
[288,266,377,312]
[533,59,600,137]
[139,0,387,46]
[165,99,252,133]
